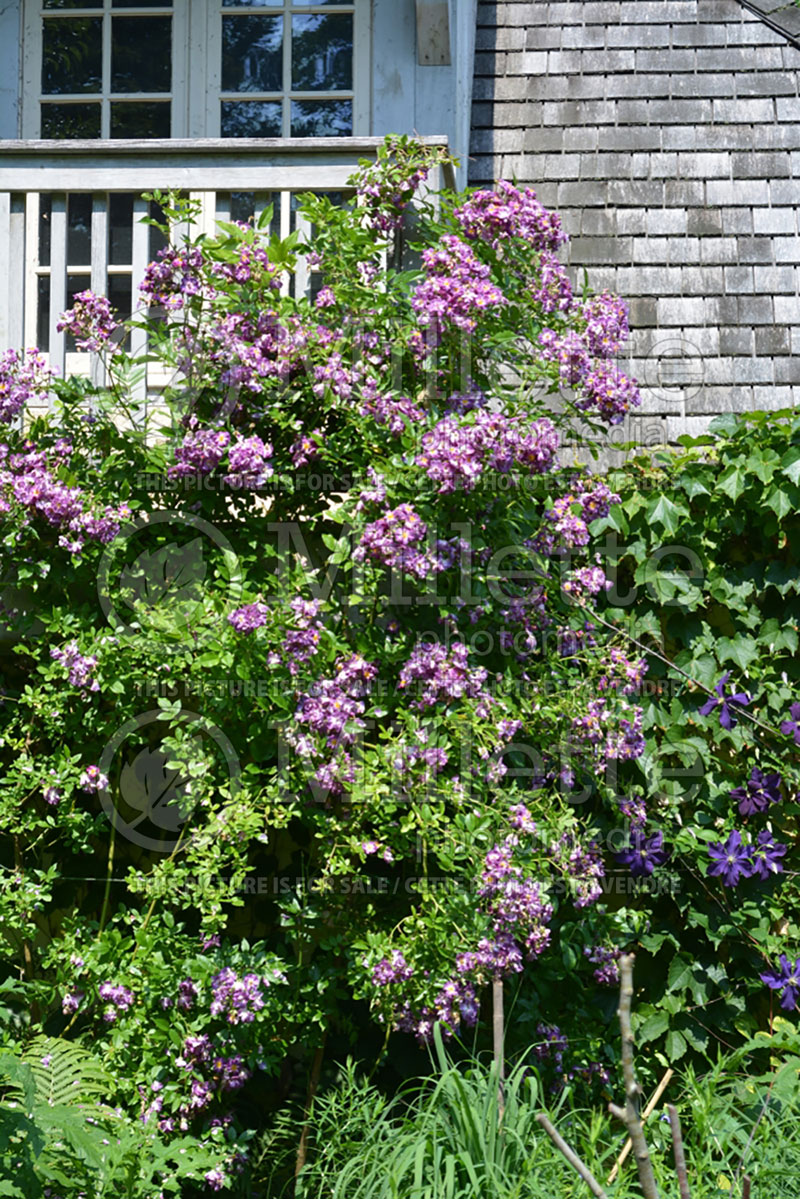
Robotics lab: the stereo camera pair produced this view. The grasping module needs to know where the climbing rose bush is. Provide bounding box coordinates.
[0,136,798,1193]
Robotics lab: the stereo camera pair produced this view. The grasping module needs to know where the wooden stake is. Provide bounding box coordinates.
[608,1067,673,1182]
[492,976,505,1119]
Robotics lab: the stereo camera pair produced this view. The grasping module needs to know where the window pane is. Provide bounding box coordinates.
[44,0,102,8]
[39,196,53,268]
[150,199,169,260]
[293,0,352,5]
[113,0,173,7]
[291,99,352,138]
[109,194,134,265]
[111,17,172,92]
[37,276,51,352]
[110,102,171,137]
[222,16,282,93]
[228,192,280,237]
[43,18,102,94]
[108,274,133,324]
[65,273,92,351]
[221,100,282,137]
[41,103,102,138]
[292,14,352,91]
[67,194,92,265]
[223,0,281,5]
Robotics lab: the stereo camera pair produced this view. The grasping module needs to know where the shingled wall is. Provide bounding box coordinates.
[470,0,800,443]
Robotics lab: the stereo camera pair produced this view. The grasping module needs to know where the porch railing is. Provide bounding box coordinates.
[0,136,455,383]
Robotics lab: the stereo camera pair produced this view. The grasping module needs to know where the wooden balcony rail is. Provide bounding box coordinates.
[0,136,455,384]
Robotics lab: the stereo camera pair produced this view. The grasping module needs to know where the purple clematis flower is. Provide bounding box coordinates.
[707,829,752,887]
[748,830,787,880]
[731,767,782,817]
[780,702,800,746]
[615,829,668,878]
[699,672,750,730]
[760,954,800,1011]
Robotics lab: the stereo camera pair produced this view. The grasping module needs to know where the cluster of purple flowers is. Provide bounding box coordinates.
[224,433,273,487]
[570,698,645,770]
[209,968,267,1025]
[537,327,640,425]
[530,251,574,314]
[411,235,506,334]
[214,241,279,289]
[454,180,568,253]
[371,950,415,986]
[562,565,610,602]
[280,596,323,676]
[286,655,377,794]
[397,641,488,710]
[393,977,479,1044]
[415,410,559,493]
[204,309,310,396]
[57,290,120,352]
[580,292,630,357]
[476,835,554,960]
[140,245,205,310]
[391,736,449,788]
[228,600,269,633]
[353,146,433,233]
[360,383,426,436]
[533,1023,568,1074]
[50,641,99,694]
[549,832,605,907]
[80,765,109,792]
[354,503,435,579]
[584,945,621,986]
[0,348,54,423]
[1,442,130,553]
[98,981,135,1022]
[290,426,322,467]
[707,828,786,886]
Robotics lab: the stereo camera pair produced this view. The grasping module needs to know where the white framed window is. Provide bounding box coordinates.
[22,0,371,139]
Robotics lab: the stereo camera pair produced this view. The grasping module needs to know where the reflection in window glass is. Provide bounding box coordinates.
[222,0,281,6]
[37,277,51,353]
[39,196,53,268]
[111,17,172,92]
[292,14,353,91]
[228,192,280,238]
[44,0,102,8]
[113,0,173,7]
[41,103,102,138]
[110,102,171,138]
[67,194,93,265]
[149,200,169,260]
[42,19,102,94]
[109,194,134,264]
[222,16,282,93]
[221,100,282,137]
[108,274,133,326]
[291,99,352,138]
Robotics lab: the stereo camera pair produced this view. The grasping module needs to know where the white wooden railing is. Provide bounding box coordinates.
[0,136,455,386]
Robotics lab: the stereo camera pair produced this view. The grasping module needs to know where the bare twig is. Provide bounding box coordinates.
[608,954,660,1199]
[667,1103,691,1199]
[535,1112,608,1198]
[608,1066,673,1181]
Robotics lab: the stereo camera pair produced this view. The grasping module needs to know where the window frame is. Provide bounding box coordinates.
[22,0,371,139]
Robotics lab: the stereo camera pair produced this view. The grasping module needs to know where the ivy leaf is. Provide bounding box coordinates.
[717,635,759,672]
[647,495,684,536]
[780,446,800,486]
[717,464,747,502]
[667,953,693,993]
